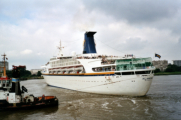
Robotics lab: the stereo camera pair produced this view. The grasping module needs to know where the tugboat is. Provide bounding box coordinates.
[0,53,58,110]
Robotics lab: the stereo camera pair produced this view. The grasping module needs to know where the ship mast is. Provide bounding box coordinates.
[57,40,64,57]
[1,53,7,77]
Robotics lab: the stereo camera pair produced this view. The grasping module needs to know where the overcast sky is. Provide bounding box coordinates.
[1,0,181,70]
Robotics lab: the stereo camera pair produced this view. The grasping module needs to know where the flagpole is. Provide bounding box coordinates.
[153,53,155,61]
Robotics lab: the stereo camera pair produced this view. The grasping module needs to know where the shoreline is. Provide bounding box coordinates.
[20,77,44,80]
[154,72,181,76]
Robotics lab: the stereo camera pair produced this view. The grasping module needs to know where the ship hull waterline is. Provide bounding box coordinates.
[43,73,154,96]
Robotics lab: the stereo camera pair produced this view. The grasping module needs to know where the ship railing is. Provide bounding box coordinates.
[74,67,83,70]
[92,66,155,72]
[134,66,155,69]
[106,56,123,59]
[93,68,116,72]
[49,69,85,74]
[76,54,124,59]
[57,72,63,74]
[69,71,76,74]
[101,62,115,65]
[51,69,61,71]
[64,71,70,74]
[117,66,154,70]
[66,68,74,71]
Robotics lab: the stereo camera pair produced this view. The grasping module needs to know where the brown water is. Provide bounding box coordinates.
[0,75,181,120]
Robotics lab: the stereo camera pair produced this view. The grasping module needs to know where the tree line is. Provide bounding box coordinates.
[155,65,181,73]
[4,68,42,79]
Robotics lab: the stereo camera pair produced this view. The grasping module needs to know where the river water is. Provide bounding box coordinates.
[0,75,181,120]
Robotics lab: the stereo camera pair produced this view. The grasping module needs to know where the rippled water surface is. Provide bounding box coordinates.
[0,75,181,120]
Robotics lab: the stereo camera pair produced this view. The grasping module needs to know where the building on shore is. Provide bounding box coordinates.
[172,60,181,67]
[0,61,9,72]
[152,60,168,71]
[30,69,43,75]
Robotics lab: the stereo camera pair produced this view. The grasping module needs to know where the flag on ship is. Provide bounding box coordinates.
[155,53,161,59]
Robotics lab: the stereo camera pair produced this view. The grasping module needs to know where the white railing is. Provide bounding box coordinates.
[92,66,155,72]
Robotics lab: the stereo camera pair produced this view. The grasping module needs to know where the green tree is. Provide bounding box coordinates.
[24,70,31,77]
[6,70,12,78]
[154,68,161,73]
[18,67,31,78]
[165,64,181,72]
[37,71,42,76]
[165,67,173,72]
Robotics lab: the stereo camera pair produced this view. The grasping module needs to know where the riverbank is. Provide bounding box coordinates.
[155,72,181,76]
[20,76,44,80]
[27,76,44,79]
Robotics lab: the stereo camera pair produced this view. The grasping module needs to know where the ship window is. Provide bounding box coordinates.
[7,80,10,84]
[122,72,134,75]
[115,73,121,75]
[135,71,150,74]
[3,80,6,84]
[124,66,127,70]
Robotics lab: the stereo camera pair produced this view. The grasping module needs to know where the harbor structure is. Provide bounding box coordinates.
[0,61,9,72]
[152,60,168,71]
[30,69,43,75]
[172,60,181,66]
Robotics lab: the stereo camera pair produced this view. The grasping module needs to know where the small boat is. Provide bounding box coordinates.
[0,94,58,110]
[0,53,58,110]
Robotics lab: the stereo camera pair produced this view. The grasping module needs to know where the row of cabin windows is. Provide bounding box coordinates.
[50,61,81,67]
[115,71,151,75]
[116,62,152,66]
[50,59,80,64]
[0,80,11,84]
[116,63,152,71]
[49,70,83,74]
[0,80,11,87]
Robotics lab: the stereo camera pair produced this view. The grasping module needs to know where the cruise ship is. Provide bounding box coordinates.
[41,31,155,96]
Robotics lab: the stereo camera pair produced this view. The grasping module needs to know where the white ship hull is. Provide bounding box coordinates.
[41,31,155,96]
[43,74,154,96]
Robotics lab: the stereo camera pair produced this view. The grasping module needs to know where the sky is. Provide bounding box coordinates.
[0,0,181,70]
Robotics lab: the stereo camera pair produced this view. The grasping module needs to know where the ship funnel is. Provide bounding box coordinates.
[83,31,97,54]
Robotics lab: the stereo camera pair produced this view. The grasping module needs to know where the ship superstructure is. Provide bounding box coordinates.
[41,31,155,96]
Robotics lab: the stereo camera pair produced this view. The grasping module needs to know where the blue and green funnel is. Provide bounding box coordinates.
[83,31,97,54]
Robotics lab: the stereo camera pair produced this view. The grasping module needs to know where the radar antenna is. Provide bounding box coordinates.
[1,53,8,77]
[57,40,64,57]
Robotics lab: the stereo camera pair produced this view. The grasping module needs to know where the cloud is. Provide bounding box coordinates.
[0,0,181,69]
[21,49,33,55]
[83,0,181,34]
[71,6,95,31]
[37,52,45,56]
[83,0,179,22]
[122,37,148,51]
